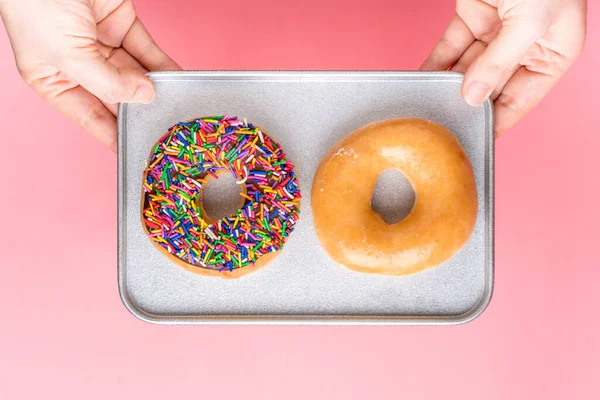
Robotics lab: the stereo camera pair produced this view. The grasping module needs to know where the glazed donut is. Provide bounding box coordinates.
[141,116,301,279]
[311,118,477,276]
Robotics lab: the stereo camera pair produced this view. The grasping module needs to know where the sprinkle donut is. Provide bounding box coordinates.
[141,116,301,279]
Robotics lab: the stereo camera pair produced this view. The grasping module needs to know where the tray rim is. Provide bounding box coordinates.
[117,70,494,326]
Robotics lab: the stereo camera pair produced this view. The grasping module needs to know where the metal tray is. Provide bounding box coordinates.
[118,71,494,325]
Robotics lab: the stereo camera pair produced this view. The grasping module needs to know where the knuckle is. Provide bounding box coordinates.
[96,75,134,103]
[523,43,572,75]
[489,60,510,75]
[97,82,130,104]
[496,92,527,115]
[79,106,104,129]
[439,38,460,54]
[479,25,500,43]
[138,39,158,58]
[97,87,118,104]
[478,57,511,78]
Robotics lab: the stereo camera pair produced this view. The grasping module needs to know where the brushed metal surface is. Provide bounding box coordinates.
[118,71,494,325]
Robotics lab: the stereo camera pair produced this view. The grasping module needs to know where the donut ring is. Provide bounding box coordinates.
[311,118,477,276]
[141,116,301,279]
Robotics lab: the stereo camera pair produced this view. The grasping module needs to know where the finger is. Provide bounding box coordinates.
[122,17,181,71]
[104,101,118,117]
[456,0,502,44]
[493,67,560,137]
[96,41,114,59]
[45,86,118,152]
[92,0,129,23]
[96,0,136,48]
[56,47,155,104]
[490,63,520,101]
[103,48,149,115]
[451,40,486,73]
[420,15,475,71]
[93,43,145,114]
[452,41,520,101]
[462,22,546,106]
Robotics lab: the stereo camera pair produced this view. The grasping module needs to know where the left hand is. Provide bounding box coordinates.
[1,0,181,152]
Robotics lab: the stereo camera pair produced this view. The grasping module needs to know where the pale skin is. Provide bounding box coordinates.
[0,0,587,148]
[421,0,587,137]
[0,0,181,152]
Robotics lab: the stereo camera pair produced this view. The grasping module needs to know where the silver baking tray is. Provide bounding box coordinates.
[118,71,494,325]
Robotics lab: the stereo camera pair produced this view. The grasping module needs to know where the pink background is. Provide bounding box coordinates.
[1,0,599,398]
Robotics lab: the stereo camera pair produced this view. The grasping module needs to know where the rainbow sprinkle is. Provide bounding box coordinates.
[141,116,301,272]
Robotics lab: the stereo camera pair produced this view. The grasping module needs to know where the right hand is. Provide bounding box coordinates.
[420,0,586,137]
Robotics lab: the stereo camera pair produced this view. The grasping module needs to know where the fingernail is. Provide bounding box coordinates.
[464,81,491,106]
[132,83,155,104]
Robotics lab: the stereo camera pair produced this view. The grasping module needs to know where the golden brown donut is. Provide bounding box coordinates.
[311,118,477,276]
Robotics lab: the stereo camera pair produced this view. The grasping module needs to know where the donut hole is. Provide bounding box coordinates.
[371,169,416,225]
[201,172,245,222]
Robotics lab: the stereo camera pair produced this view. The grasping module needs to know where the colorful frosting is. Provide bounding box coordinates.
[141,116,301,272]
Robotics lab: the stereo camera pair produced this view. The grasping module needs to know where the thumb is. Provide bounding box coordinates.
[57,48,155,104]
[462,22,545,106]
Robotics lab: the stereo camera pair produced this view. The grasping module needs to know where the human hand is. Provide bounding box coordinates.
[0,0,180,152]
[421,0,586,137]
